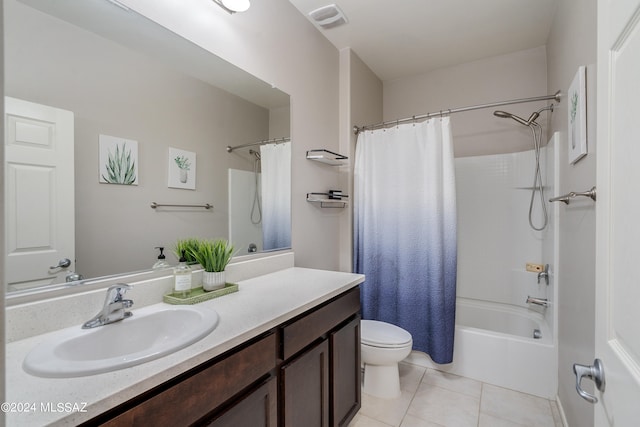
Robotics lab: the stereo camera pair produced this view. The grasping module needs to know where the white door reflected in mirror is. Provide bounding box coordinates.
[4,97,75,291]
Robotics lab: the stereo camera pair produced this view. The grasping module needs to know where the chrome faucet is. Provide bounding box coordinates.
[526,296,549,308]
[537,264,549,285]
[82,284,133,329]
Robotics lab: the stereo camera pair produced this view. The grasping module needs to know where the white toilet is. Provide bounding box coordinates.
[361,320,413,399]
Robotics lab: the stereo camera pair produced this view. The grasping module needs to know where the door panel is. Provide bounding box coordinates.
[595,0,640,423]
[4,97,74,290]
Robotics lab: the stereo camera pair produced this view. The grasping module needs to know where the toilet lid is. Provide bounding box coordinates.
[361,320,412,348]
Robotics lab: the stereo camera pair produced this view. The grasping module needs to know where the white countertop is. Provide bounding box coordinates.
[4,267,364,426]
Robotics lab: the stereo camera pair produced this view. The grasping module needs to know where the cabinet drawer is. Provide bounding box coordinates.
[281,287,360,360]
[98,333,277,427]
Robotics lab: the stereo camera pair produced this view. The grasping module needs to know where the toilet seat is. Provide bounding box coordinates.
[361,320,412,349]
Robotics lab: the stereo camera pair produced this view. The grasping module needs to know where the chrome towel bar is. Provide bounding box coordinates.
[549,186,596,205]
[150,202,213,209]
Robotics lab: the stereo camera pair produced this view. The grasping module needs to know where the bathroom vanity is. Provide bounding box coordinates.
[5,267,364,426]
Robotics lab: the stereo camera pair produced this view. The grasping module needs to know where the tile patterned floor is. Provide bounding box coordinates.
[349,362,563,427]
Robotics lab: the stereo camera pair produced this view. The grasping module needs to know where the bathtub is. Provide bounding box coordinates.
[406,297,557,399]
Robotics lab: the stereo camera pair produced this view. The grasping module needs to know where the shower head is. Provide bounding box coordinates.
[494,104,555,127]
[249,149,261,160]
[493,110,530,126]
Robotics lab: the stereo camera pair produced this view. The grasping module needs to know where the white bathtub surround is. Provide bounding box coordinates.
[455,149,550,309]
[448,142,559,400]
[5,266,364,426]
[405,297,557,399]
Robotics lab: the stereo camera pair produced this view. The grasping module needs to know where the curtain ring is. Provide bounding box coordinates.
[412,115,416,126]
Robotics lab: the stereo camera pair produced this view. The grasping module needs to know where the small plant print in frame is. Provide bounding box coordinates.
[169,147,196,190]
[568,66,587,164]
[99,134,138,185]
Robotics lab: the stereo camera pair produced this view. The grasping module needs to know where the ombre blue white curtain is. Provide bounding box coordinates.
[260,141,291,250]
[354,117,457,364]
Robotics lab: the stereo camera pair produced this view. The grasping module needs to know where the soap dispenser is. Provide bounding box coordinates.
[173,250,192,298]
[153,246,170,269]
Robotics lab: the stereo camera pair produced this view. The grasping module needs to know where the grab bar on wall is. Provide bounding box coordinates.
[549,187,596,205]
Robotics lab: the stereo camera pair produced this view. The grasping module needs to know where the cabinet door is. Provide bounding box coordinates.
[281,339,329,427]
[205,376,277,427]
[331,316,361,427]
[93,334,276,427]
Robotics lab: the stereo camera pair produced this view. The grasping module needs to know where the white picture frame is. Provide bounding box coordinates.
[168,147,196,190]
[99,134,138,185]
[568,66,587,164]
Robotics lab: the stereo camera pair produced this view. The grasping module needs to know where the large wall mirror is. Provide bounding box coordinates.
[4,0,291,294]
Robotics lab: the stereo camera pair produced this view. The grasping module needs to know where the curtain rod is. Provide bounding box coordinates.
[226,136,290,153]
[353,91,562,135]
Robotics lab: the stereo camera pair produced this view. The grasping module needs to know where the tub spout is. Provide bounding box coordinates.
[526,296,549,307]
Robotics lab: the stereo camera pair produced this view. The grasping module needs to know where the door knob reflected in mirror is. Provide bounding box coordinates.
[573,358,605,404]
[49,258,71,270]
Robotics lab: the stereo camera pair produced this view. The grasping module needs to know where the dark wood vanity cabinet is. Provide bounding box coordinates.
[281,339,330,427]
[86,286,360,427]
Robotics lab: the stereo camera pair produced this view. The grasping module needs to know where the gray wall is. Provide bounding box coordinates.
[5,0,273,278]
[338,49,383,271]
[122,0,344,271]
[546,0,598,425]
[383,46,548,158]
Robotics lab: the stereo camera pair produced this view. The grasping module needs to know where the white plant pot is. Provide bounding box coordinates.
[202,271,226,291]
[179,168,189,183]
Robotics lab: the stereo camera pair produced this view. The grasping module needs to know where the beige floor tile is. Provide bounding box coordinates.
[406,383,480,427]
[359,389,415,427]
[422,368,482,399]
[399,414,446,427]
[480,384,555,427]
[403,351,435,368]
[349,413,394,427]
[399,362,427,393]
[479,413,528,427]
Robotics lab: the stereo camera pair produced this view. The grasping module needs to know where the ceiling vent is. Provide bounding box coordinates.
[308,4,348,29]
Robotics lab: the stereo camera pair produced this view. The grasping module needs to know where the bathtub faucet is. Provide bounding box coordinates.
[526,296,549,308]
[537,264,549,285]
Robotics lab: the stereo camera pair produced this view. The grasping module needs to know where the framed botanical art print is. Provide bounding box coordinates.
[168,147,196,190]
[99,134,138,185]
[568,66,587,164]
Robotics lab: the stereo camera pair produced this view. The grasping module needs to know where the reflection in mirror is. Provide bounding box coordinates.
[4,0,291,293]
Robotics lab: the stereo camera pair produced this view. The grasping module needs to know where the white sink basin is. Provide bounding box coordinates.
[23,304,219,378]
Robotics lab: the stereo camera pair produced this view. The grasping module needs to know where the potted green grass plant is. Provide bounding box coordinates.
[192,239,235,291]
[173,238,200,265]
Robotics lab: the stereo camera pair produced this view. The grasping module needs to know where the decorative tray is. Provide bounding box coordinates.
[163,283,239,305]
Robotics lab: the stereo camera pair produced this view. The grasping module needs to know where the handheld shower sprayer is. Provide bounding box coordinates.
[493,104,554,126]
[493,104,555,231]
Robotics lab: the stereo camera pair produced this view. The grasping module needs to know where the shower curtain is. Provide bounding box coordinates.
[354,118,457,364]
[260,141,291,250]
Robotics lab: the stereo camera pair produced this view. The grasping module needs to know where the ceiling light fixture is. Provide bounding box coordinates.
[212,0,250,14]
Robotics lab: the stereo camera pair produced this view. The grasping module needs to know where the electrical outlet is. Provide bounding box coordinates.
[526,263,544,273]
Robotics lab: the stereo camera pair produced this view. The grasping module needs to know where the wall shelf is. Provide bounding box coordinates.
[306,149,348,166]
[306,192,348,208]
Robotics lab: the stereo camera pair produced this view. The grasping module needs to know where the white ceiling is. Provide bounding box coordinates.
[288,0,558,81]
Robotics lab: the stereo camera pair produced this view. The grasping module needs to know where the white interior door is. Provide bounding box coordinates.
[595,0,640,423]
[4,97,75,291]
